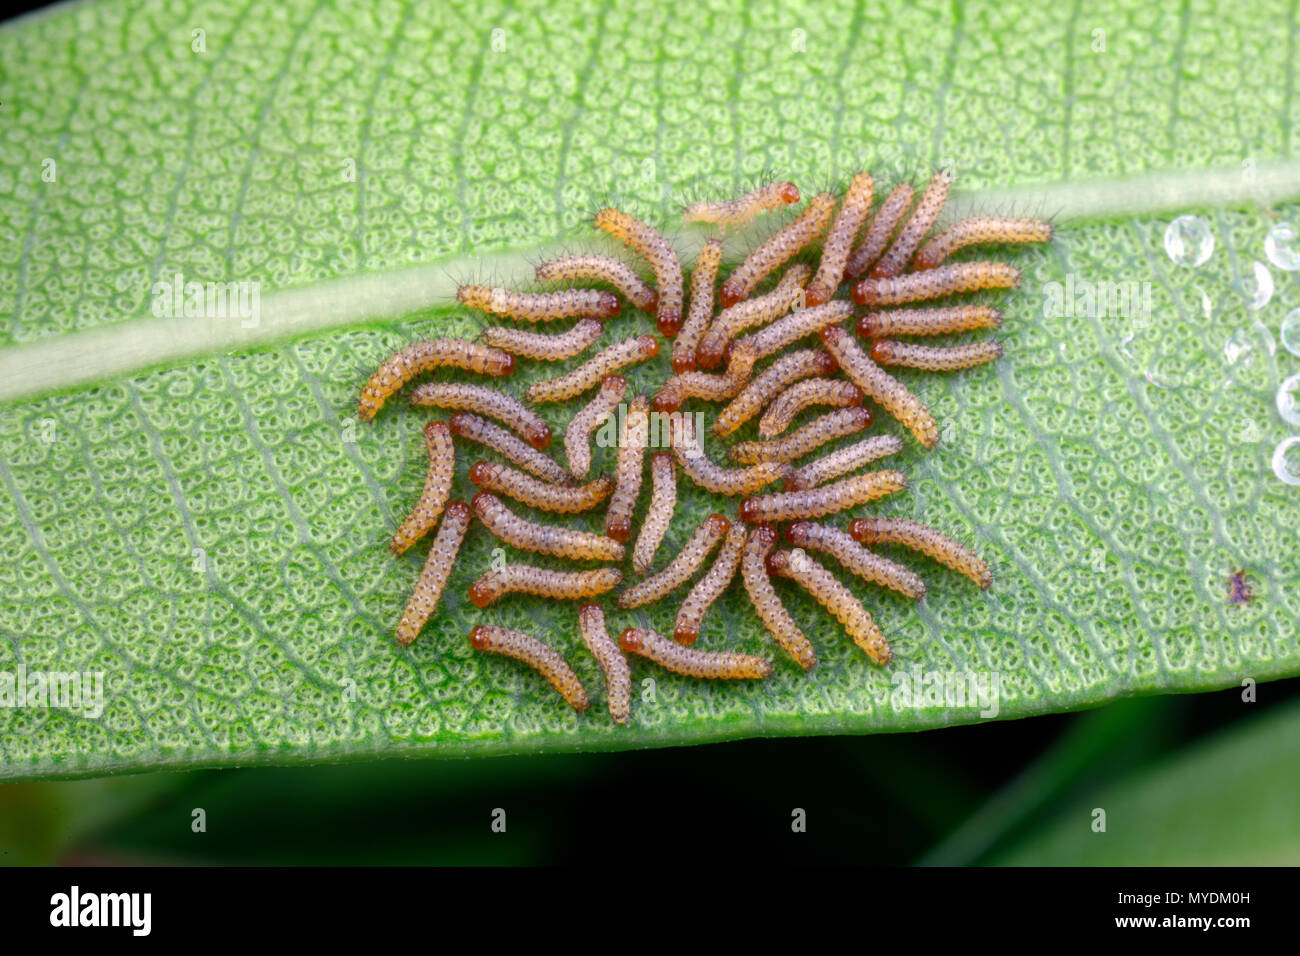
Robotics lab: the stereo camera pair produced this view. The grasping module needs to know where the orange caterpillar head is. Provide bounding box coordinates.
[525,422,552,450]
[856,314,883,338]
[765,549,792,577]
[784,521,813,546]
[596,292,622,319]
[467,584,494,609]
[672,623,699,646]
[651,388,682,414]
[468,461,495,486]
[444,500,471,524]
[424,420,450,441]
[657,311,682,337]
[703,513,731,536]
[618,628,646,653]
[868,341,889,364]
[468,625,491,647]
[605,516,632,543]
[777,182,800,206]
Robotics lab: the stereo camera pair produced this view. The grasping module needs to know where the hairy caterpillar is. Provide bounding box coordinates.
[631,452,676,575]
[472,491,624,561]
[457,284,620,321]
[913,217,1053,271]
[395,501,471,645]
[712,349,838,437]
[534,254,658,313]
[672,238,723,373]
[856,306,1001,339]
[468,625,590,712]
[849,517,992,589]
[784,434,904,491]
[447,412,572,486]
[869,168,954,279]
[719,192,837,307]
[852,262,1021,307]
[741,524,816,669]
[820,325,939,448]
[682,180,800,227]
[739,470,908,523]
[409,382,552,449]
[805,172,874,306]
[605,394,650,543]
[616,513,730,608]
[766,549,891,664]
[564,375,627,479]
[390,421,456,556]
[468,564,623,607]
[695,264,812,370]
[673,417,791,495]
[734,300,853,364]
[594,207,683,336]
[469,461,615,513]
[784,520,925,598]
[652,365,748,413]
[618,628,772,680]
[524,335,659,403]
[757,377,863,438]
[481,318,604,362]
[578,604,632,724]
[673,523,748,645]
[844,182,914,279]
[358,339,515,421]
[869,339,1004,371]
[730,406,873,464]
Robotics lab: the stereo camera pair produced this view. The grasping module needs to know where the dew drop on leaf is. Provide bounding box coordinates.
[1232,260,1273,310]
[1272,436,1300,487]
[1281,308,1300,357]
[1164,215,1214,267]
[1277,374,1300,426]
[1264,222,1300,272]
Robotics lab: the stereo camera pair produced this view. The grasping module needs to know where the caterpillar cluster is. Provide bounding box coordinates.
[357,172,1047,720]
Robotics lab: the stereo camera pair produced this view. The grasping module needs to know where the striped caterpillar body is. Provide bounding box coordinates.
[605,394,649,542]
[758,377,863,438]
[469,625,589,712]
[719,192,837,307]
[472,492,624,561]
[631,452,676,574]
[673,523,747,645]
[767,549,891,665]
[682,181,800,227]
[741,524,816,669]
[695,264,812,370]
[616,513,729,608]
[735,300,853,363]
[869,339,1004,372]
[730,406,873,464]
[739,470,908,523]
[852,262,1021,307]
[784,434,904,491]
[524,335,659,403]
[409,382,552,449]
[849,517,993,589]
[857,306,1001,339]
[390,422,456,556]
[578,604,632,724]
[673,417,791,495]
[820,325,939,448]
[358,339,515,421]
[869,168,954,279]
[914,217,1053,271]
[469,461,615,513]
[457,284,620,321]
[672,238,723,373]
[481,318,604,362]
[653,366,748,413]
[534,254,658,313]
[785,520,926,599]
[564,375,627,478]
[713,349,838,437]
[447,412,572,486]
[395,501,471,645]
[468,564,623,608]
[619,628,772,680]
[844,182,914,279]
[805,172,874,306]
[594,207,683,337]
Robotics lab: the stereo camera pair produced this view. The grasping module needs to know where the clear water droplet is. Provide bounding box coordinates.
[1164,215,1215,267]
[1264,222,1300,271]
[1278,374,1300,426]
[1196,287,1213,321]
[1233,260,1274,310]
[1281,308,1300,357]
[1224,328,1255,366]
[1272,436,1300,487]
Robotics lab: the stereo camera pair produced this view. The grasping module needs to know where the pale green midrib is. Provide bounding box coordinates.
[3,161,1299,405]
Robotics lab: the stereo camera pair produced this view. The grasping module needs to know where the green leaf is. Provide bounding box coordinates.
[1,0,1298,781]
